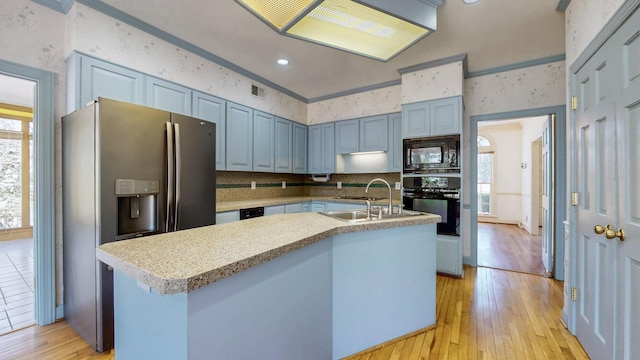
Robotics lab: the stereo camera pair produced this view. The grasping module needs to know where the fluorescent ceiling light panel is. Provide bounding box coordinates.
[235,0,439,61]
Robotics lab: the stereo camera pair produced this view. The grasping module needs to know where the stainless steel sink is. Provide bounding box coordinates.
[319,209,425,223]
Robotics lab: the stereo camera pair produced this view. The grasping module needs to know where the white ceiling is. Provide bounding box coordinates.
[97,0,566,101]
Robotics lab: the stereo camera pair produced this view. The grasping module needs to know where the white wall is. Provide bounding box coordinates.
[477,123,523,224]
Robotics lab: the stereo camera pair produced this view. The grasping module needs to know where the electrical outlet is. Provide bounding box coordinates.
[251,181,256,190]
[337,181,342,189]
[282,181,286,189]
[395,181,401,190]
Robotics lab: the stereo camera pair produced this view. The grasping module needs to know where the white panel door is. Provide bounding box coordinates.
[614,13,640,359]
[574,40,617,360]
[541,115,553,275]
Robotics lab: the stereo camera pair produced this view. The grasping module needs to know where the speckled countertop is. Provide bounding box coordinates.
[216,196,399,212]
[96,212,440,295]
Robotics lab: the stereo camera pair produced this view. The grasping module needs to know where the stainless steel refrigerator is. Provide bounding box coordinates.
[62,97,216,351]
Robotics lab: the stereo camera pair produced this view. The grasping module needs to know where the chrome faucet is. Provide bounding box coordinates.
[365,178,393,216]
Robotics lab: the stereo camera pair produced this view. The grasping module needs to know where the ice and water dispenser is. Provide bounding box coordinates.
[115,179,159,240]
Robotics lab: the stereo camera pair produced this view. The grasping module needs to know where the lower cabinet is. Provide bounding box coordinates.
[264,205,285,216]
[216,210,239,224]
[435,234,463,277]
[285,202,304,213]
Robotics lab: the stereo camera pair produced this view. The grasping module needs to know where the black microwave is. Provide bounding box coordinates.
[403,135,460,173]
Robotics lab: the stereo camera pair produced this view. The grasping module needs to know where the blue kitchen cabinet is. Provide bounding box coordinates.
[226,102,253,171]
[145,76,192,115]
[402,101,430,139]
[192,92,226,170]
[216,210,239,224]
[274,117,293,173]
[335,119,359,154]
[253,111,275,172]
[308,123,335,174]
[336,116,387,154]
[430,96,461,136]
[388,112,402,172]
[310,202,327,212]
[285,202,306,213]
[292,123,308,174]
[436,234,463,276]
[359,114,388,152]
[67,53,145,112]
[264,205,285,216]
[320,123,336,173]
[402,96,462,139]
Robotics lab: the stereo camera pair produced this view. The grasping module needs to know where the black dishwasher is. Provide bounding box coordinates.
[239,207,264,220]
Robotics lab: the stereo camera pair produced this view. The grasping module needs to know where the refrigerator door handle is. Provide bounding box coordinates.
[173,123,181,232]
[165,122,174,232]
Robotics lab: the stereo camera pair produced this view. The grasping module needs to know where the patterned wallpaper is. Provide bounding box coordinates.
[565,0,626,67]
[401,61,464,104]
[67,2,307,123]
[306,85,402,125]
[464,61,566,116]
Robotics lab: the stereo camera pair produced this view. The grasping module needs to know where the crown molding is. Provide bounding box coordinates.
[31,0,74,14]
[466,54,565,79]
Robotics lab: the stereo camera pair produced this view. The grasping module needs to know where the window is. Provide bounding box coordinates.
[0,103,33,236]
[477,135,493,215]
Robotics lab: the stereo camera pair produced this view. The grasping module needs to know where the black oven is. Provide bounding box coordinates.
[403,176,460,236]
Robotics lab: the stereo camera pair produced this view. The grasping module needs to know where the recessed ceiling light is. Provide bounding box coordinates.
[463,0,479,3]
[277,59,290,66]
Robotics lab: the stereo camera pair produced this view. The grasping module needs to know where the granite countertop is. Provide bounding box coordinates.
[216,196,400,212]
[96,212,440,295]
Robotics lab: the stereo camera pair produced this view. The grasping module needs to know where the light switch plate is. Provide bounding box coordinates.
[251,181,256,190]
[337,181,342,189]
[282,181,286,189]
[395,182,401,190]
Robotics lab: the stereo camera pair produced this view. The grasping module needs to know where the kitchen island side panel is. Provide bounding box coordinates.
[332,223,437,359]
[113,271,188,359]
[186,238,333,360]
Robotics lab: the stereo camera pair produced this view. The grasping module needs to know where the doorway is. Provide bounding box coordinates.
[475,117,547,275]
[0,59,56,328]
[469,106,566,281]
[0,73,36,334]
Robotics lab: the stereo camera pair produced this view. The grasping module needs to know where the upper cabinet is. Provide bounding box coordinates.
[145,77,192,115]
[292,123,308,174]
[308,123,335,174]
[430,97,461,136]
[402,96,462,138]
[253,111,275,172]
[388,112,402,172]
[335,115,388,154]
[274,117,293,173]
[226,102,254,171]
[192,92,226,170]
[360,114,388,152]
[67,53,145,112]
[335,119,360,154]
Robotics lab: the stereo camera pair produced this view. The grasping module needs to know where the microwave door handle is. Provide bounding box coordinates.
[165,122,174,232]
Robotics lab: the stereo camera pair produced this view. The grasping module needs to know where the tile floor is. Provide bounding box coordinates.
[0,238,35,335]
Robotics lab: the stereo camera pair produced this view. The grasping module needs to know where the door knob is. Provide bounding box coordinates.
[594,224,610,235]
[594,224,625,241]
[605,227,625,241]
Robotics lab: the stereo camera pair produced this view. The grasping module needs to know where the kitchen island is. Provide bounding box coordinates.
[97,212,440,360]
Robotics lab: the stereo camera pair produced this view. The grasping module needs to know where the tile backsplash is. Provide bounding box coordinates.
[216,172,402,203]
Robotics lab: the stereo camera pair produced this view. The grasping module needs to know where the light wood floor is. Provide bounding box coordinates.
[0,267,587,360]
[477,222,545,275]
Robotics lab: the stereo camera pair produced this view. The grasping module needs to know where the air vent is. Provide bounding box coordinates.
[251,84,266,99]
